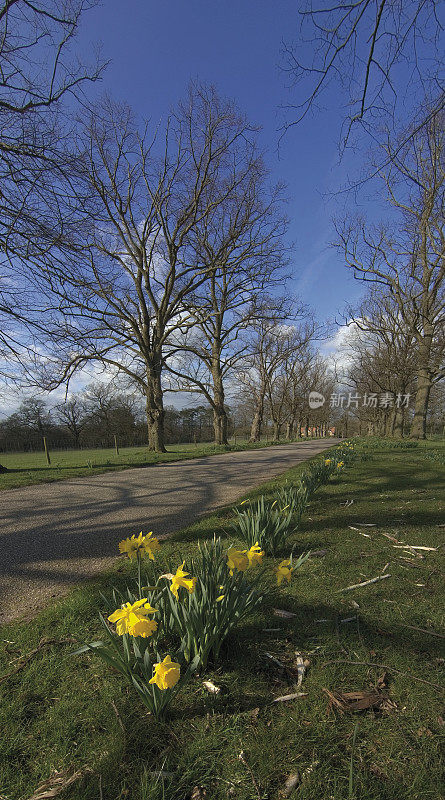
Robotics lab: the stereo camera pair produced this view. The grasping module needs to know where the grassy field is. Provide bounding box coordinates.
[0,439,443,799]
[0,437,301,491]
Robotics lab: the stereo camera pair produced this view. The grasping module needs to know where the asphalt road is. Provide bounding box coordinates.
[0,439,337,624]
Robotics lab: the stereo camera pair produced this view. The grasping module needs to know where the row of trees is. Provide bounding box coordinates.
[0,391,216,452]
[338,109,444,439]
[0,377,337,453]
[0,1,443,465]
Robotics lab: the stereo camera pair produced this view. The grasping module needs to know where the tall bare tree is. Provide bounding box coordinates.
[0,0,102,470]
[337,108,445,438]
[42,86,274,451]
[343,290,418,436]
[237,307,317,441]
[163,178,290,445]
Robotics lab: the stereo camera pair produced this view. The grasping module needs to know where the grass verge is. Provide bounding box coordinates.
[0,440,444,799]
[0,437,324,491]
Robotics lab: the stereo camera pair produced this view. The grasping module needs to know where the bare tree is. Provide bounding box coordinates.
[163,176,290,445]
[282,1,444,152]
[55,396,87,447]
[237,307,318,441]
[0,0,102,469]
[344,290,418,436]
[337,108,444,438]
[42,86,272,452]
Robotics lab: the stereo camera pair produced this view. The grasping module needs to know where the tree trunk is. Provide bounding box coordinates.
[273,422,281,440]
[410,366,432,439]
[145,368,166,452]
[211,350,229,446]
[213,407,228,445]
[250,394,264,442]
[286,421,292,440]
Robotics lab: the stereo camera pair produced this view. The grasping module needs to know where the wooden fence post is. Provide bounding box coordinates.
[43,437,51,466]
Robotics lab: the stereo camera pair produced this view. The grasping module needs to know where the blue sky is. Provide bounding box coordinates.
[0,1,388,417]
[76,0,368,322]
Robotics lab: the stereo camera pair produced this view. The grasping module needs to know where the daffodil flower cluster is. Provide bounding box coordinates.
[108,598,158,637]
[76,439,361,719]
[227,542,264,574]
[118,531,160,561]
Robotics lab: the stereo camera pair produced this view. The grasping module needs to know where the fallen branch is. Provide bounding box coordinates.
[238,750,261,800]
[0,638,77,686]
[393,545,436,552]
[398,623,445,639]
[273,692,307,702]
[349,526,371,538]
[337,574,391,592]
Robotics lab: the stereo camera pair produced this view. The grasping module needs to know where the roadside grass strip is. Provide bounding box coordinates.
[0,439,443,799]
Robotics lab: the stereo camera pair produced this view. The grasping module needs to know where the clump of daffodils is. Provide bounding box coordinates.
[108,598,158,638]
[232,495,294,555]
[227,543,264,575]
[118,531,160,561]
[76,511,312,718]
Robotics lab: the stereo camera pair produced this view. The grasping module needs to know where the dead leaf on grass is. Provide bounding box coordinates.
[202,680,221,695]
[26,767,92,800]
[273,608,297,619]
[191,787,208,800]
[323,678,396,715]
[369,763,389,780]
[280,773,300,797]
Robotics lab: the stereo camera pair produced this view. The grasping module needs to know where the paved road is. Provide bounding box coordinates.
[0,440,337,624]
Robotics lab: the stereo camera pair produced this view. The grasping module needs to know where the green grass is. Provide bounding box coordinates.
[0,440,444,799]
[0,437,315,491]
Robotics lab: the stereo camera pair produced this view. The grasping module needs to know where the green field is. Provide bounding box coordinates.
[0,437,298,490]
[0,439,443,799]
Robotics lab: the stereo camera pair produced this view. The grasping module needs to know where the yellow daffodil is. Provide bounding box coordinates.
[324,458,331,466]
[108,598,158,637]
[149,655,180,690]
[276,559,293,586]
[337,461,344,468]
[142,531,161,559]
[118,531,160,561]
[170,563,197,599]
[227,547,249,575]
[247,542,264,567]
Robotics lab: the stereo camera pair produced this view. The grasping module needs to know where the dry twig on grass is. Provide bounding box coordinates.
[337,574,391,592]
[0,638,77,686]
